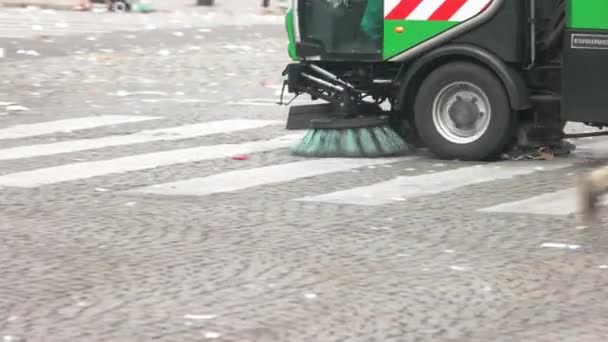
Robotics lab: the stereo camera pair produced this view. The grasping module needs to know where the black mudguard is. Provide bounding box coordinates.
[396,44,531,113]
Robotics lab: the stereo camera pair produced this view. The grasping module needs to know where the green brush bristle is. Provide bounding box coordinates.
[375,126,408,155]
[291,129,321,156]
[370,126,390,154]
[290,121,410,158]
[357,128,380,157]
[320,129,340,157]
[297,129,316,147]
[340,129,361,157]
[306,130,326,156]
[289,129,311,155]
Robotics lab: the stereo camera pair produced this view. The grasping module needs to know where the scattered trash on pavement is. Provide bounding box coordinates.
[203,332,221,339]
[6,105,30,112]
[184,314,215,320]
[504,141,576,161]
[222,44,253,52]
[16,49,39,56]
[540,242,580,250]
[507,146,555,160]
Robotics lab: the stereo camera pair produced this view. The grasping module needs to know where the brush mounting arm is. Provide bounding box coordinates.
[308,64,357,91]
[301,73,345,92]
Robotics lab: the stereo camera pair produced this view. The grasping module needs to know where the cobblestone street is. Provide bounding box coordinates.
[2,3,608,342]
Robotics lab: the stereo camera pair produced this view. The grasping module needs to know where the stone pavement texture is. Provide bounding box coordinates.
[2,5,608,342]
[0,0,73,10]
[0,0,283,39]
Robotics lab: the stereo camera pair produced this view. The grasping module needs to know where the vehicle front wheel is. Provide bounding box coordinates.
[111,1,130,12]
[414,62,515,161]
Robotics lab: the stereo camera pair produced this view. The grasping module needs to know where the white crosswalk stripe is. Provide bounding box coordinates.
[294,163,572,206]
[0,115,160,140]
[130,157,412,197]
[0,113,605,220]
[0,133,303,188]
[0,119,280,161]
[478,188,578,216]
[478,187,608,216]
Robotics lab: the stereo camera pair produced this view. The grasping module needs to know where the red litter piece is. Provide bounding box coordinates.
[231,155,250,160]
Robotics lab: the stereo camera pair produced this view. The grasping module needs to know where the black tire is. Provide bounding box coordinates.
[111,1,130,12]
[414,62,516,161]
[389,113,425,148]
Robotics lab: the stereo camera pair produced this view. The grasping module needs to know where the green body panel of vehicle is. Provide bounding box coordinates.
[383,20,458,60]
[285,8,297,61]
[568,0,608,30]
[285,2,486,62]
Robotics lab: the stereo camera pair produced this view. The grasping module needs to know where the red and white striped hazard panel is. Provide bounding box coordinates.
[384,0,493,21]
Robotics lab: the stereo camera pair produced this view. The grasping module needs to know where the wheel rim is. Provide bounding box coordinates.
[432,81,492,144]
[113,2,127,12]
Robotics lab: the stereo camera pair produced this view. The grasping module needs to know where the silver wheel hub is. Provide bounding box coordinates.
[113,2,127,12]
[432,82,491,144]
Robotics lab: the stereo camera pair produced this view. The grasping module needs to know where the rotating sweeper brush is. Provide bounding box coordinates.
[290,116,409,158]
[281,62,410,158]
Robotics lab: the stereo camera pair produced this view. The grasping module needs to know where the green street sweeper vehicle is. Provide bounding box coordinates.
[280,0,608,160]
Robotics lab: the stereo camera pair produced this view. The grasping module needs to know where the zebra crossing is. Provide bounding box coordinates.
[0,114,160,139]
[0,119,280,160]
[295,162,572,206]
[131,157,409,196]
[479,187,608,217]
[0,113,604,217]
